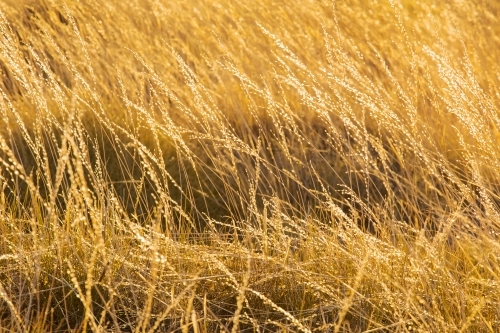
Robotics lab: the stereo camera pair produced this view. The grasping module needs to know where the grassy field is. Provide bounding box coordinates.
[0,0,500,331]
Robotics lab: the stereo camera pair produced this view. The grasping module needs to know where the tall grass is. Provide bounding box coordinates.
[0,0,499,331]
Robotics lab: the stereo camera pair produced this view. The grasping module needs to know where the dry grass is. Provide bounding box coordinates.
[0,0,500,331]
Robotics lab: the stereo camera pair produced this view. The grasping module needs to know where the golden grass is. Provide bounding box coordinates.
[0,0,500,331]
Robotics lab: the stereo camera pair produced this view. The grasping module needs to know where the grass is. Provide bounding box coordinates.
[0,0,500,331]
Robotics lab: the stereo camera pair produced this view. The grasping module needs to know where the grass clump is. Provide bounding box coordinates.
[0,0,500,331]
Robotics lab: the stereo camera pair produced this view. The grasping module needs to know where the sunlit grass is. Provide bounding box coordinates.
[0,0,499,331]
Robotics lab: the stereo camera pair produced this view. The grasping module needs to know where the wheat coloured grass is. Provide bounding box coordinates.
[0,0,500,332]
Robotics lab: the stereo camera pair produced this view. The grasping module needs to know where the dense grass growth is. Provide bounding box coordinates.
[1,0,500,331]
